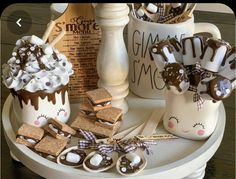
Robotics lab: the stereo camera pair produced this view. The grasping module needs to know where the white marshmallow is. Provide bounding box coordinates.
[182,37,203,65]
[66,152,81,164]
[137,8,145,17]
[171,3,182,8]
[29,35,44,46]
[146,3,157,13]
[49,124,59,133]
[42,44,53,55]
[90,153,103,166]
[26,138,36,144]
[22,36,31,41]
[126,153,141,166]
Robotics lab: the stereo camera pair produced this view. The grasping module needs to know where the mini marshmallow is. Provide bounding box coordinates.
[126,153,141,166]
[26,138,37,144]
[171,3,182,8]
[146,3,158,13]
[182,36,203,65]
[90,153,103,166]
[66,152,81,164]
[137,8,145,17]
[15,39,24,46]
[42,44,53,55]
[29,35,44,46]
[49,124,59,133]
[200,38,230,72]
[22,36,31,41]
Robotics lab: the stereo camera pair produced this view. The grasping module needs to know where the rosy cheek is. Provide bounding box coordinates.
[34,120,40,126]
[168,121,174,128]
[197,130,205,136]
[64,112,68,117]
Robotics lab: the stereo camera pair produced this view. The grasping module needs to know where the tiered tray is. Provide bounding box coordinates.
[2,93,225,179]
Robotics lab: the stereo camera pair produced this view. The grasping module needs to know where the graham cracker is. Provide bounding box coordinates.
[17,123,44,140]
[47,118,76,135]
[16,137,36,148]
[70,115,120,138]
[34,135,67,157]
[96,107,123,123]
[85,88,112,104]
[80,99,95,112]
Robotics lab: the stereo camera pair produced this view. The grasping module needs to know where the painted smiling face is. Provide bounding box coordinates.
[163,90,220,140]
[12,87,70,127]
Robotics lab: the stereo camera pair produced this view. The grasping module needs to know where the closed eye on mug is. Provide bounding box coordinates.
[193,122,205,129]
[169,116,179,123]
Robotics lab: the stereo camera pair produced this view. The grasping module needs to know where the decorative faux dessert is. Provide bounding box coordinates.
[150,36,235,140]
[83,151,118,172]
[34,135,67,162]
[57,146,87,168]
[44,118,76,140]
[131,3,196,23]
[116,152,147,176]
[16,123,44,148]
[85,88,112,111]
[2,21,73,127]
[71,88,123,138]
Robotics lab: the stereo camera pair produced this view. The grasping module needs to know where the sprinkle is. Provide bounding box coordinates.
[121,167,127,172]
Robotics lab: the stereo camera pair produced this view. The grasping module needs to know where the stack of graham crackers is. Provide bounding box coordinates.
[71,88,123,138]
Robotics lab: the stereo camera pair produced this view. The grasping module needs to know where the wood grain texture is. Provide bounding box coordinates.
[0,4,235,179]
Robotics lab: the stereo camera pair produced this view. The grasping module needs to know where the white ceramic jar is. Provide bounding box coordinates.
[12,85,70,127]
[163,90,220,140]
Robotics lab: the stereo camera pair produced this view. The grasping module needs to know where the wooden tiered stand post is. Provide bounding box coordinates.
[95,4,130,114]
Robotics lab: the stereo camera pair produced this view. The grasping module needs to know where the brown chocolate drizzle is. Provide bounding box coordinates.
[230,60,236,69]
[11,85,68,110]
[150,40,173,61]
[200,38,231,61]
[162,63,189,92]
[16,41,46,70]
[221,46,235,66]
[182,36,203,58]
[169,38,181,52]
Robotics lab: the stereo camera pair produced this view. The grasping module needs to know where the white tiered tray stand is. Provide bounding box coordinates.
[2,93,225,179]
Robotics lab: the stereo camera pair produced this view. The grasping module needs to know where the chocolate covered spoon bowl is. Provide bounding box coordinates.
[57,146,88,168]
[116,150,147,176]
[83,151,118,173]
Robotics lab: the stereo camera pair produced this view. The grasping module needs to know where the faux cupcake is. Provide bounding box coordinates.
[2,21,73,127]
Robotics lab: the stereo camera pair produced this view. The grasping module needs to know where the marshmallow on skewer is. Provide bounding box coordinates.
[197,75,233,101]
[200,38,230,72]
[150,40,176,71]
[219,46,236,81]
[169,37,183,63]
[162,63,190,94]
[182,36,203,65]
[146,3,158,13]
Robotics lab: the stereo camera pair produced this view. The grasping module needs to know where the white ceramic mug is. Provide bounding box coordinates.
[128,13,221,99]
[163,90,221,140]
[12,86,71,127]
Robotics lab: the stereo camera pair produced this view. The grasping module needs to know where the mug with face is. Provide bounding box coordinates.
[128,13,221,99]
[12,86,70,127]
[163,90,221,140]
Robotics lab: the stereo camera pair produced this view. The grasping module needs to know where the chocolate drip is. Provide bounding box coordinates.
[162,63,189,91]
[230,60,236,69]
[11,85,68,110]
[221,46,235,66]
[17,41,46,70]
[182,37,203,58]
[169,38,181,52]
[151,40,173,61]
[200,38,230,61]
